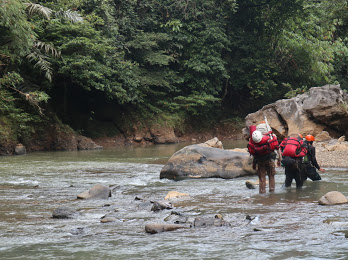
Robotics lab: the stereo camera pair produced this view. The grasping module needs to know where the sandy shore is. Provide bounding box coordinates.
[316,149,348,169]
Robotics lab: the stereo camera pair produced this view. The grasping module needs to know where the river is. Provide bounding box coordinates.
[1,141,348,260]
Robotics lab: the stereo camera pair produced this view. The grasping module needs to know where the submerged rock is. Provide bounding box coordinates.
[77,184,111,200]
[52,206,79,219]
[164,191,190,200]
[70,227,85,235]
[193,215,230,228]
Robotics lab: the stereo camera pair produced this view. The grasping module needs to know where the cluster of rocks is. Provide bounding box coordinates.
[51,184,237,234]
[54,183,348,235]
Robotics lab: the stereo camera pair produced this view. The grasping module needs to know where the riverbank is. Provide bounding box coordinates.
[92,124,245,149]
[316,149,348,169]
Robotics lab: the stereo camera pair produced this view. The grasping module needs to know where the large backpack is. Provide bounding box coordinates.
[281,137,307,157]
[248,134,279,156]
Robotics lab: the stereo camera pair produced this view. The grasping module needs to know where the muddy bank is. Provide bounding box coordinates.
[93,124,245,148]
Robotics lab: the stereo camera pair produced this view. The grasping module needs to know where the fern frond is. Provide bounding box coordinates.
[24,3,52,20]
[34,41,61,58]
[55,9,83,23]
[26,51,53,82]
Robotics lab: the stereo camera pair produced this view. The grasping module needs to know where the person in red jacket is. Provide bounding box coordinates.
[280,134,308,188]
[250,130,282,194]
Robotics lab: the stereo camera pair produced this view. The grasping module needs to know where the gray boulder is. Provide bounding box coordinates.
[160,144,255,180]
[245,85,348,139]
[77,184,111,200]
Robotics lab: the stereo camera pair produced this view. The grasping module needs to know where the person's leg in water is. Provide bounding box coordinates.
[257,161,267,194]
[294,160,304,188]
[284,166,294,187]
[267,160,276,192]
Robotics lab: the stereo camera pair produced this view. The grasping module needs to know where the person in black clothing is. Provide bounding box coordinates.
[303,135,325,181]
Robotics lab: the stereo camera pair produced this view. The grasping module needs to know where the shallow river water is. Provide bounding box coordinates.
[1,141,348,260]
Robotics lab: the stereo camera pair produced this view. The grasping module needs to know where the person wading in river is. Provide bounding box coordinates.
[247,121,282,194]
[280,134,308,188]
[303,135,325,181]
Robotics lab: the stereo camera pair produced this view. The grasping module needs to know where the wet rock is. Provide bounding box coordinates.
[193,215,230,228]
[151,201,173,212]
[77,184,111,200]
[160,142,255,180]
[100,217,117,223]
[318,191,348,205]
[164,211,188,224]
[14,143,26,155]
[137,201,153,210]
[246,180,256,189]
[245,180,268,189]
[245,215,260,225]
[145,223,187,234]
[70,227,85,235]
[164,191,189,200]
[52,206,79,219]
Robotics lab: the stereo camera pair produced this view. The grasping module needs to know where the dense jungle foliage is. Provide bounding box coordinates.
[0,0,347,142]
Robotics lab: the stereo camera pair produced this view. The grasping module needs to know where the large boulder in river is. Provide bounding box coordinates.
[160,144,255,180]
[245,85,348,139]
[318,191,348,205]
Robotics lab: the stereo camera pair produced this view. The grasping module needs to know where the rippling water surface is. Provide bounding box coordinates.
[1,141,348,260]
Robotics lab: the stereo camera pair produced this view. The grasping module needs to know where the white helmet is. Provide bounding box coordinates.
[252,130,263,143]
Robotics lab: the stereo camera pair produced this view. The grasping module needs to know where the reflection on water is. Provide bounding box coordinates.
[0,142,347,260]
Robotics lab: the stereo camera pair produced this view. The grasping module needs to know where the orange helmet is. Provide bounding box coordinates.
[298,134,303,139]
[305,135,315,142]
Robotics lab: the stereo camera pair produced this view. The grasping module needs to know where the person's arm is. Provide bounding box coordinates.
[276,149,282,167]
[310,146,325,172]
